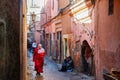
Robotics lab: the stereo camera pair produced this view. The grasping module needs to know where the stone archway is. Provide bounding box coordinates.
[81,40,95,76]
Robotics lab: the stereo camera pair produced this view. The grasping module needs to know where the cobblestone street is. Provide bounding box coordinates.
[27,51,94,80]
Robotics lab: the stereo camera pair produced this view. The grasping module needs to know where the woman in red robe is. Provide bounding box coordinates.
[33,43,45,75]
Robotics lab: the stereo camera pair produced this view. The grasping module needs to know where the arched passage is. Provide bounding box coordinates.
[81,40,95,76]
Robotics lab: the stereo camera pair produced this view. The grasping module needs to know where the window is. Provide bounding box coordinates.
[108,0,114,15]
[57,31,62,40]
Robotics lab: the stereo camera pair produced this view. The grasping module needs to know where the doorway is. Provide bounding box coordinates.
[56,31,62,63]
[81,40,95,76]
[64,38,68,58]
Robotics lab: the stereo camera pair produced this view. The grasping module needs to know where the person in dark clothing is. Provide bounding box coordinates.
[59,57,68,72]
[27,39,31,50]
[81,44,89,73]
[59,56,74,72]
[66,56,74,72]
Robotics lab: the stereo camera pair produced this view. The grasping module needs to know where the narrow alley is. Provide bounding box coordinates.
[27,51,94,80]
[1,0,120,80]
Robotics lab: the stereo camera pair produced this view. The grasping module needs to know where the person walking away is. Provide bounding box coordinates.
[33,43,46,75]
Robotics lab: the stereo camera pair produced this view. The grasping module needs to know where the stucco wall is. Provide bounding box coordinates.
[95,0,120,80]
[45,0,51,21]
[35,22,40,43]
[70,15,95,72]
[62,14,72,34]
[59,0,70,9]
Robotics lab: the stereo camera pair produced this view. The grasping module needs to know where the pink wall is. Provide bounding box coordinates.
[71,22,94,47]
[71,18,95,72]
[39,0,120,79]
[59,0,70,9]
[69,1,95,77]
[35,21,40,43]
[95,0,120,80]
[45,0,51,21]
[51,0,59,33]
[51,0,59,18]
[62,14,72,34]
[42,0,52,56]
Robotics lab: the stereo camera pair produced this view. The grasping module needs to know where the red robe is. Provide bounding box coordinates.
[33,48,45,73]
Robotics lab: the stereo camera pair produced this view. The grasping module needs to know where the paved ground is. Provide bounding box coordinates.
[27,51,95,80]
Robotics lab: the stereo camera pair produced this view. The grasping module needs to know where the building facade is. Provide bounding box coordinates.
[40,0,120,80]
[42,0,71,63]
[94,0,120,80]
[69,0,95,75]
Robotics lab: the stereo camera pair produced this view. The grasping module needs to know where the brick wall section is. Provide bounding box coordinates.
[0,0,20,80]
